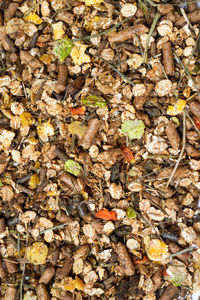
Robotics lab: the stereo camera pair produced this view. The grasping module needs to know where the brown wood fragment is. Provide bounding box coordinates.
[73,245,90,260]
[37,283,50,300]
[158,4,174,14]
[165,121,180,150]
[114,242,135,276]
[57,257,72,279]
[4,3,18,20]
[39,267,55,284]
[186,144,200,158]
[162,42,174,76]
[4,259,18,274]
[160,284,179,300]
[108,24,148,43]
[57,63,68,93]
[60,173,85,192]
[189,101,200,119]
[65,75,85,97]
[175,9,200,26]
[3,286,17,300]
[133,84,154,110]
[80,118,101,149]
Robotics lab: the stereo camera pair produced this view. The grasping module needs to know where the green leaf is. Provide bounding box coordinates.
[82,94,107,108]
[53,36,73,62]
[0,180,2,187]
[64,159,82,176]
[126,207,136,219]
[121,119,145,140]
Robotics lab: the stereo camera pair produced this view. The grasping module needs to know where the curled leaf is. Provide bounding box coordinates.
[64,159,82,176]
[121,119,145,140]
[120,145,134,163]
[82,94,107,108]
[95,209,117,221]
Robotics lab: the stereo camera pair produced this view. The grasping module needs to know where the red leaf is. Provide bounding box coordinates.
[71,106,86,115]
[120,145,134,163]
[134,256,149,265]
[95,209,117,221]
[194,116,200,130]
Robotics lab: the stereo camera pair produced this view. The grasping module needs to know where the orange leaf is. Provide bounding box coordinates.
[194,117,200,130]
[95,209,117,221]
[71,106,86,115]
[120,145,134,163]
[134,256,149,265]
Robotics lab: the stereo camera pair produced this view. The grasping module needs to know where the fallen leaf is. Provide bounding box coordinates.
[95,209,117,221]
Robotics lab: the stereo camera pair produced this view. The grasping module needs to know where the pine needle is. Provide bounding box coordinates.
[168,245,195,259]
[39,222,69,235]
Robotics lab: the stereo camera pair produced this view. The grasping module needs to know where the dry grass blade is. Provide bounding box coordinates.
[39,222,69,235]
[143,13,160,63]
[166,110,186,187]
[168,246,195,259]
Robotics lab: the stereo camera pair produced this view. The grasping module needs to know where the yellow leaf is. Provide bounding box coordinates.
[144,237,169,263]
[167,99,186,116]
[68,121,86,138]
[39,54,53,64]
[84,0,103,6]
[70,42,91,65]
[24,12,42,25]
[29,174,39,189]
[84,16,104,32]
[20,112,34,127]
[26,242,48,265]
[35,161,40,168]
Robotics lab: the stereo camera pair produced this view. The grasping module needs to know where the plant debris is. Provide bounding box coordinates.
[0,0,200,299]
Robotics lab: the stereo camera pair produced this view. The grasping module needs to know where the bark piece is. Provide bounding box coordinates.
[175,9,200,26]
[80,118,101,149]
[108,24,148,43]
[165,121,180,150]
[57,63,68,93]
[114,242,135,276]
[189,101,200,119]
[39,267,55,284]
[3,287,17,300]
[0,218,5,233]
[4,3,18,20]
[162,42,174,76]
[133,84,154,110]
[168,242,188,263]
[37,283,50,300]
[57,257,73,279]
[160,284,179,300]
[186,144,200,158]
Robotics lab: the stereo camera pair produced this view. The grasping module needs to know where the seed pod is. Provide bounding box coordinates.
[114,242,135,276]
[4,3,19,20]
[57,257,72,279]
[0,218,5,233]
[108,24,148,43]
[165,121,180,150]
[39,267,55,284]
[162,42,174,76]
[37,283,50,300]
[80,119,101,149]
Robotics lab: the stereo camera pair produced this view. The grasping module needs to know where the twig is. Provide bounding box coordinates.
[168,245,195,259]
[184,108,200,137]
[39,222,69,235]
[174,52,200,99]
[166,110,186,187]
[180,7,196,36]
[73,15,134,42]
[17,232,20,257]
[143,13,160,63]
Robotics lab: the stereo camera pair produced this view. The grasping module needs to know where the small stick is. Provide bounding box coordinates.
[168,245,195,258]
[39,222,69,235]
[143,13,160,63]
[166,111,186,187]
[57,63,68,93]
